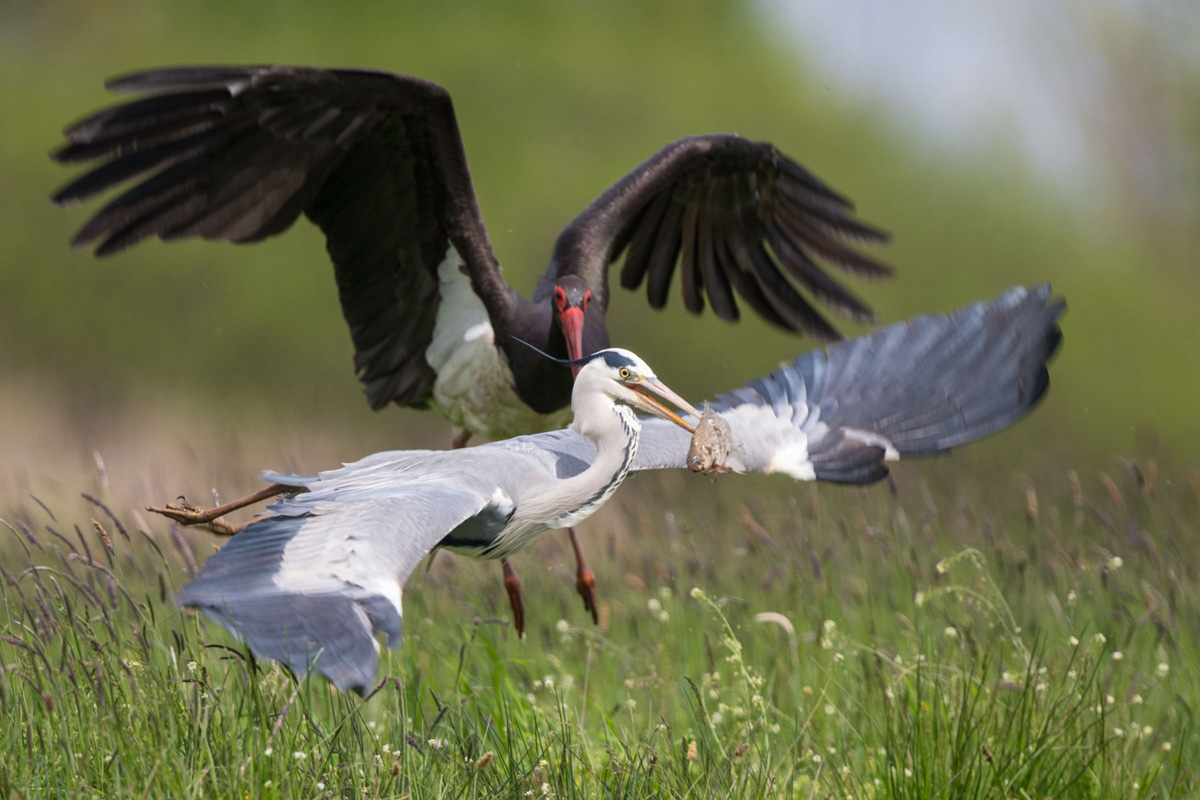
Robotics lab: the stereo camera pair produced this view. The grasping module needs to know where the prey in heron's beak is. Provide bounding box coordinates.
[622,377,700,434]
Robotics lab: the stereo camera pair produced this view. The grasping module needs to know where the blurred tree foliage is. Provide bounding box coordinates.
[1,0,1196,462]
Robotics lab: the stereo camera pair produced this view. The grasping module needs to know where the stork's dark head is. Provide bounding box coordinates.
[551,275,593,378]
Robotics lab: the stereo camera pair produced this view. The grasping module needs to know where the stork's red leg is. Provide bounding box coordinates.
[501,557,525,637]
[568,528,598,624]
[451,429,472,449]
[147,483,293,535]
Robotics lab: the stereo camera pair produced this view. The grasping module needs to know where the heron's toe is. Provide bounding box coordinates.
[575,567,598,625]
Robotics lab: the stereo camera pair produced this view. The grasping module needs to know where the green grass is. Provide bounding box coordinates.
[3,452,1197,798]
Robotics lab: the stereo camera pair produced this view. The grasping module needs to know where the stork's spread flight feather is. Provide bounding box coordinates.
[53,65,891,438]
[177,286,1063,691]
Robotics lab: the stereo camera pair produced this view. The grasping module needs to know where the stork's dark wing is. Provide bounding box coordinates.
[53,66,513,409]
[546,135,892,340]
[631,285,1064,481]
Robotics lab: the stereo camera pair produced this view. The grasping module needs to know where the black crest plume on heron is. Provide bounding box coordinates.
[163,286,1062,692]
[52,65,897,629]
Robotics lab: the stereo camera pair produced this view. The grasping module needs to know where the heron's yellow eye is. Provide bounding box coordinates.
[618,367,632,380]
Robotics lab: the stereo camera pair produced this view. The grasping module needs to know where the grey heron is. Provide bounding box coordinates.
[174,285,1063,692]
[53,65,894,625]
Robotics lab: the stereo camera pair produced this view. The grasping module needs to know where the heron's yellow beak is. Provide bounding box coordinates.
[624,378,700,434]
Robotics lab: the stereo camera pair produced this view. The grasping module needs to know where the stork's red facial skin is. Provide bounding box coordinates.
[555,286,590,379]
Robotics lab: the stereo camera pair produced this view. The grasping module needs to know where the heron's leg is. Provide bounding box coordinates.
[147,483,294,535]
[568,528,599,624]
[501,558,525,637]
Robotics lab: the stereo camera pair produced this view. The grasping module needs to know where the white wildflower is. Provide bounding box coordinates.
[944,626,958,639]
[1093,633,1107,645]
[1112,651,1124,661]
[1108,556,1123,570]
[1066,590,1077,605]
[1157,662,1170,677]
[264,747,273,756]
[186,661,198,673]
[1069,636,1080,647]
[293,751,307,760]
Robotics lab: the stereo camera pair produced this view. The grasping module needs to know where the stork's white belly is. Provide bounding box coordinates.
[425,248,571,441]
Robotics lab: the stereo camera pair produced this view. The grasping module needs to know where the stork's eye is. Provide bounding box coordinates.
[553,287,566,310]
[583,290,592,311]
[618,367,632,380]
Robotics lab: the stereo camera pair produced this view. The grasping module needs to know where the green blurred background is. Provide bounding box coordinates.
[2,0,1197,504]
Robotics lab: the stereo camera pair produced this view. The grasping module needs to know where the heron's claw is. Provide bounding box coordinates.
[501,558,525,638]
[147,499,243,536]
[566,527,599,625]
[575,565,598,625]
[148,497,204,522]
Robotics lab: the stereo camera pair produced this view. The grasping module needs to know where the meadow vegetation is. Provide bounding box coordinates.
[3,450,1197,797]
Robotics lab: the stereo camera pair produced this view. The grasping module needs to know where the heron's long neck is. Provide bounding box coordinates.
[529,398,640,529]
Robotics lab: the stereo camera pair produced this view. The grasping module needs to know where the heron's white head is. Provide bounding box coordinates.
[570,348,700,435]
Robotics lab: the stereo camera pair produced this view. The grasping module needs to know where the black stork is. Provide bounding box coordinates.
[52,65,893,634]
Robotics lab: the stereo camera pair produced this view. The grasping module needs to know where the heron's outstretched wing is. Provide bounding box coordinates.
[53,66,513,410]
[545,135,891,339]
[177,473,497,692]
[630,284,1063,481]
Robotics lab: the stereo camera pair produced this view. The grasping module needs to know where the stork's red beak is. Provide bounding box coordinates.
[559,307,586,378]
